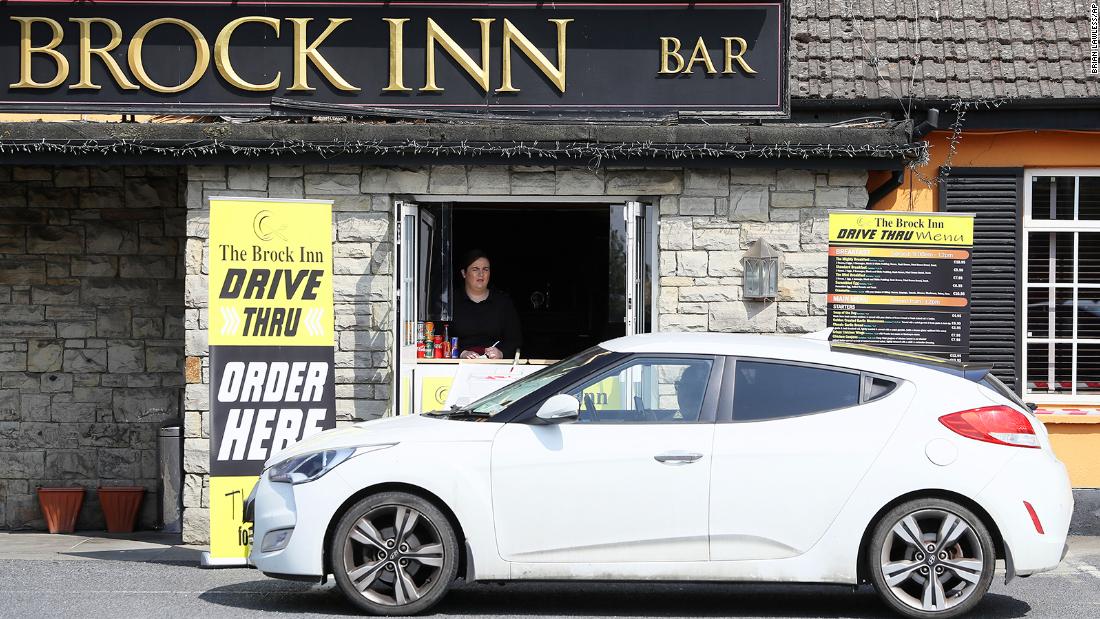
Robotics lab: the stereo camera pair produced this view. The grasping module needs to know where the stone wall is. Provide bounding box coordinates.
[657,168,868,333]
[0,166,184,530]
[179,163,865,543]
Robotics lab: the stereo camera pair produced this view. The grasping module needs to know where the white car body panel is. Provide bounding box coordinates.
[250,332,1072,594]
[709,381,916,560]
[491,423,713,562]
[253,415,513,580]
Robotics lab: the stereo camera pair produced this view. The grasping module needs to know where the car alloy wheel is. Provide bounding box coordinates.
[869,499,995,619]
[332,492,459,615]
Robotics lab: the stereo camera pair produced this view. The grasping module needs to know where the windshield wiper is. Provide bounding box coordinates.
[427,405,488,418]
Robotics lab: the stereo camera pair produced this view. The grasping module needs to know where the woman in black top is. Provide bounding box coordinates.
[452,249,522,359]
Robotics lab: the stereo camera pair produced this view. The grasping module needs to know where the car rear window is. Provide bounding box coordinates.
[863,375,898,402]
[733,360,861,421]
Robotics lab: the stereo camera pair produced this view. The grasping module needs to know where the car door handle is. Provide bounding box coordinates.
[654,451,703,465]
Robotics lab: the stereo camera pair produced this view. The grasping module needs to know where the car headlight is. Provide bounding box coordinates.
[266,444,395,485]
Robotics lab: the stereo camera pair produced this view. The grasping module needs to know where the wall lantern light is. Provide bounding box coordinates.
[742,239,779,300]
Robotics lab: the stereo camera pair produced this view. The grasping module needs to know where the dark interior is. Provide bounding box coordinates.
[450,204,624,360]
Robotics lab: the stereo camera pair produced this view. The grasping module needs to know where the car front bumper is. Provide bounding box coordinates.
[248,468,355,578]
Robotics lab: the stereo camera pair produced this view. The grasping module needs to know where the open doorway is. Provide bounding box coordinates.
[394,199,655,414]
[453,204,616,359]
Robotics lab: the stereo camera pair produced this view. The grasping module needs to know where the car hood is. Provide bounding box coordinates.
[263,414,500,468]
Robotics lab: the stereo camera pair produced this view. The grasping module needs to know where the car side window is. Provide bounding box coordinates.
[568,357,713,423]
[732,360,860,421]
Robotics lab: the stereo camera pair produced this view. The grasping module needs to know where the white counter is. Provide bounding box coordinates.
[398,354,556,415]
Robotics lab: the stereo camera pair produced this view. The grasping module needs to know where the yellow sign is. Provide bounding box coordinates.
[206,197,336,565]
[209,476,258,561]
[828,212,974,246]
[579,375,624,412]
[421,376,452,412]
[208,199,334,347]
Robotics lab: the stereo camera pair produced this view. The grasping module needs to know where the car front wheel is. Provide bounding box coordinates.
[331,491,459,616]
[868,498,995,619]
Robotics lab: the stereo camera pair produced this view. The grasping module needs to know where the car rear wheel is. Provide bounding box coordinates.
[868,498,995,619]
[331,492,459,616]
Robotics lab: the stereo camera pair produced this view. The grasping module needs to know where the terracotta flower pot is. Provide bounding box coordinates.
[99,486,145,533]
[37,487,85,534]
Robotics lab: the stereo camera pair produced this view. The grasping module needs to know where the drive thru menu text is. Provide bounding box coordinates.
[827,211,975,361]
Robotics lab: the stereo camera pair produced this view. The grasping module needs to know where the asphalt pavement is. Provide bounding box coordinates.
[1,532,1099,618]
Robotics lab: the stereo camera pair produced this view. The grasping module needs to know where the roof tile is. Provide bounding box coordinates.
[793,0,1095,99]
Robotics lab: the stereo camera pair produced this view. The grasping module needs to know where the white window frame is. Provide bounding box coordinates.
[1022,168,1100,402]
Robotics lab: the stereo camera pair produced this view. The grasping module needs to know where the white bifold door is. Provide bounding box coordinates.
[613,200,656,336]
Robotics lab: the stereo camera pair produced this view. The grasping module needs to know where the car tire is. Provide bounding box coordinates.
[868,498,996,619]
[331,491,460,616]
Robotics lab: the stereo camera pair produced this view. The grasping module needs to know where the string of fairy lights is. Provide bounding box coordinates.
[920,97,1009,185]
[0,136,928,165]
[840,1,1015,189]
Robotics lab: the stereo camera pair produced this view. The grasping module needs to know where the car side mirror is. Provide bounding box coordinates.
[535,394,580,424]
[1026,402,1039,412]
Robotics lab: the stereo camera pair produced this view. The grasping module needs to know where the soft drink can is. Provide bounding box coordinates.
[416,321,424,341]
[424,338,434,357]
[450,337,459,358]
[433,335,443,358]
[425,321,435,338]
[416,340,425,358]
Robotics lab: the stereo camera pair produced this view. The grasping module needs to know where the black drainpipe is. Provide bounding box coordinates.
[866,169,905,209]
[866,109,940,209]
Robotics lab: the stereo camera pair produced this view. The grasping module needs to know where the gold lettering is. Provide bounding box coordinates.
[684,37,716,74]
[658,37,684,75]
[383,18,411,92]
[287,18,359,92]
[10,17,69,89]
[722,36,757,74]
[496,18,571,93]
[215,17,281,91]
[422,18,493,93]
[128,18,210,93]
[69,18,137,90]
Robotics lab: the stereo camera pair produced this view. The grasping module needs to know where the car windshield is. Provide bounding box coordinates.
[461,346,612,417]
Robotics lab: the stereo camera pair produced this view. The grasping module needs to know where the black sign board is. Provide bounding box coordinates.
[0,1,788,116]
[827,211,976,362]
[209,345,336,477]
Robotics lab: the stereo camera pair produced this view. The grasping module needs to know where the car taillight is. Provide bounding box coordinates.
[939,405,1040,449]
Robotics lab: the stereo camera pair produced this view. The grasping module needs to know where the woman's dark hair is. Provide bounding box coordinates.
[460,248,490,272]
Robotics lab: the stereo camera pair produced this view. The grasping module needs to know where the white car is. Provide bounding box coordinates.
[248,333,1071,618]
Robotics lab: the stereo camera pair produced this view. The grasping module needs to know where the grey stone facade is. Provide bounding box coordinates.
[0,161,862,538]
[0,166,184,530]
[180,163,864,543]
[659,168,868,334]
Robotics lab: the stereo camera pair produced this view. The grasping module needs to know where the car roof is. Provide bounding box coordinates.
[599,332,980,380]
[602,332,832,360]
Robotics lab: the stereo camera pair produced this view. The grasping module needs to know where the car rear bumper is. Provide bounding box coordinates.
[978,451,1073,577]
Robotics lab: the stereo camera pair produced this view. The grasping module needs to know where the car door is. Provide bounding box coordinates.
[709,358,914,561]
[491,355,721,563]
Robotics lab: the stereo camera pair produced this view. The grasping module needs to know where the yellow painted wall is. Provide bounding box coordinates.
[869,130,1100,487]
[870,130,1100,212]
[1043,417,1100,488]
